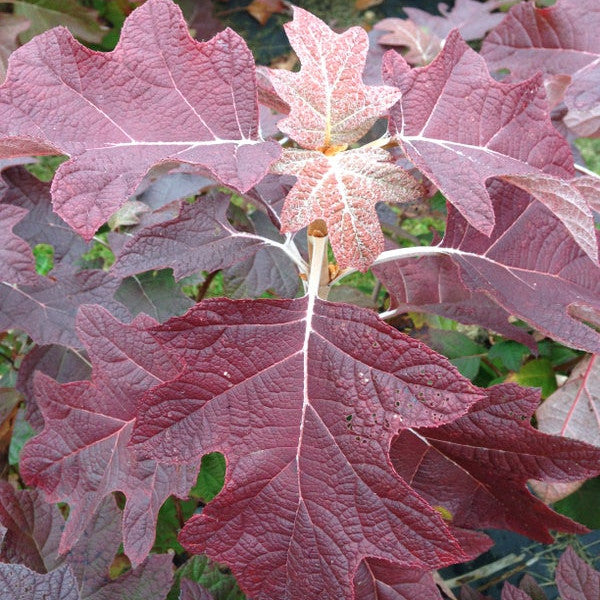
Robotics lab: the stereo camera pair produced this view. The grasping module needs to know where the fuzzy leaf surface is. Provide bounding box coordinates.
[113,192,285,280]
[375,182,600,354]
[391,384,600,542]
[274,147,423,271]
[556,546,600,600]
[481,0,600,137]
[383,31,597,261]
[131,296,485,599]
[0,0,280,239]
[19,307,198,566]
[267,7,401,151]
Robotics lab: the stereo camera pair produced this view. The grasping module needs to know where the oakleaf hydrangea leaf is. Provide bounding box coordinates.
[268,7,401,151]
[131,296,485,599]
[273,147,424,271]
[0,0,280,239]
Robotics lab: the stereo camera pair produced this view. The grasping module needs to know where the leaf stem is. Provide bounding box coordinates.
[307,221,329,300]
[575,163,600,178]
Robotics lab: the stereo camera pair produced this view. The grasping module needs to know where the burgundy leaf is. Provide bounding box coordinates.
[532,355,599,503]
[222,211,300,299]
[403,0,504,42]
[0,483,64,573]
[0,204,37,285]
[0,0,280,239]
[66,496,174,600]
[0,167,89,264]
[481,0,600,137]
[130,296,485,599]
[518,574,546,600]
[16,344,91,432]
[375,182,600,354]
[113,192,289,280]
[555,546,600,600]
[0,563,79,600]
[115,270,194,322]
[19,306,198,566]
[383,31,597,262]
[353,559,444,600]
[392,384,600,543]
[0,265,131,347]
[267,7,401,151]
[274,147,424,271]
[501,583,532,600]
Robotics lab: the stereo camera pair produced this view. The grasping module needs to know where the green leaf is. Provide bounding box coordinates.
[153,496,197,554]
[515,358,557,399]
[12,0,105,44]
[488,340,530,371]
[168,555,245,600]
[428,329,485,379]
[190,452,226,503]
[554,477,600,529]
[32,243,54,275]
[8,408,35,465]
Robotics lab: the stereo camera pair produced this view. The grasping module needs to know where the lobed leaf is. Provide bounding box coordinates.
[19,307,199,566]
[0,0,280,239]
[482,0,600,137]
[131,296,483,599]
[392,383,600,542]
[383,31,597,262]
[555,546,600,600]
[375,182,600,354]
[274,147,424,271]
[267,7,401,151]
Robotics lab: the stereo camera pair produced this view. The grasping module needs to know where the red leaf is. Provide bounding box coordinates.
[375,182,600,354]
[392,384,600,542]
[0,204,37,285]
[131,296,484,599]
[113,191,290,280]
[274,147,424,271]
[19,306,198,566]
[353,559,444,600]
[383,31,597,262]
[482,0,600,137]
[268,7,401,151]
[0,482,64,573]
[556,546,600,600]
[532,355,599,503]
[0,265,131,347]
[0,0,280,240]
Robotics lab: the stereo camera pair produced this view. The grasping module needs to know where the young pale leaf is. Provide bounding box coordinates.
[0,0,280,240]
[267,7,401,151]
[555,546,600,600]
[19,307,199,567]
[383,31,597,262]
[131,296,484,599]
[482,0,600,137]
[274,147,424,271]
